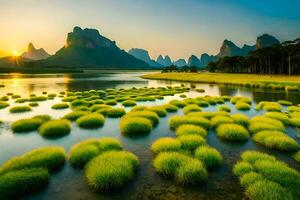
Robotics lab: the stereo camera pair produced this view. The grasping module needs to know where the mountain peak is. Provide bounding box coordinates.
[256,34,280,49]
[156,55,172,66]
[128,48,162,68]
[22,42,50,60]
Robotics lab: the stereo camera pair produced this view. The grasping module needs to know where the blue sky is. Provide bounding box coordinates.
[0,0,299,59]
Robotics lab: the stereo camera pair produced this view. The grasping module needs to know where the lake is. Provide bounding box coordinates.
[0,71,299,200]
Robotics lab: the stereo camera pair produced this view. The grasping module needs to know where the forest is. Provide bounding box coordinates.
[208,39,300,75]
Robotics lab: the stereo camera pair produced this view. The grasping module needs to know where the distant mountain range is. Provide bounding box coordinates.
[0,27,282,70]
[22,43,50,60]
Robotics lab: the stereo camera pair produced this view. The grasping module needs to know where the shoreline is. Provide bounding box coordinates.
[141,72,300,89]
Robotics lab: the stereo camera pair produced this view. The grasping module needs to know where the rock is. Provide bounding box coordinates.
[256,34,280,49]
[128,48,162,68]
[173,59,187,67]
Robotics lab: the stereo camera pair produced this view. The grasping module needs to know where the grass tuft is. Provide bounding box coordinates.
[169,116,210,130]
[51,103,69,110]
[151,138,182,154]
[194,146,222,168]
[216,124,250,141]
[39,119,71,138]
[9,106,32,113]
[175,124,207,137]
[120,117,152,136]
[76,113,105,129]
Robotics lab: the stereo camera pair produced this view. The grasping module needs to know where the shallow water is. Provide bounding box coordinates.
[0,71,299,200]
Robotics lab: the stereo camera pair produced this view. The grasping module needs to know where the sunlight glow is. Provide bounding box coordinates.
[11,50,20,57]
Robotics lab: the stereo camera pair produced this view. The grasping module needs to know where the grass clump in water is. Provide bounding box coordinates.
[69,138,123,168]
[216,124,250,141]
[0,101,9,109]
[169,116,210,130]
[256,101,282,112]
[39,119,71,138]
[278,100,293,106]
[162,104,178,112]
[120,117,152,136]
[253,130,299,152]
[218,105,231,112]
[153,152,207,185]
[293,151,300,163]
[51,103,69,110]
[11,118,44,133]
[147,106,167,117]
[175,124,207,137]
[233,150,300,199]
[235,101,251,111]
[151,138,182,154]
[28,102,39,107]
[63,111,90,121]
[177,135,206,152]
[0,146,66,198]
[231,113,249,127]
[122,100,136,107]
[264,112,289,124]
[194,146,222,168]
[210,116,234,128]
[85,151,139,192]
[124,111,159,126]
[9,105,32,113]
[76,113,105,129]
[169,99,186,108]
[248,116,285,134]
[106,108,126,118]
[287,105,300,112]
[183,104,202,115]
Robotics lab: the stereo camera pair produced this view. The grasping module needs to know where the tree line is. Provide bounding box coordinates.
[161,65,198,73]
[208,39,300,75]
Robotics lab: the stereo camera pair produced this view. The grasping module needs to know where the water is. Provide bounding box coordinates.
[0,71,299,200]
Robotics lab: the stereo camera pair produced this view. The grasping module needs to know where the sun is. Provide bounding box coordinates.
[11,50,20,57]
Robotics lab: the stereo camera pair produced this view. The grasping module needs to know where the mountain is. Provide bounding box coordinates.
[200,53,217,67]
[21,43,50,60]
[42,26,149,69]
[128,48,162,68]
[173,59,187,67]
[217,40,255,58]
[156,55,173,66]
[256,34,280,49]
[188,55,201,67]
[0,56,31,67]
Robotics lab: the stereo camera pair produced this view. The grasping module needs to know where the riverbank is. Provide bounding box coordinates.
[141,72,300,89]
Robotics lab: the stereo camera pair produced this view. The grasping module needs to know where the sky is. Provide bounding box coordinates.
[0,0,299,60]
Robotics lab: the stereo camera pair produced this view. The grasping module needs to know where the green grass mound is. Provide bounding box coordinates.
[253,130,299,152]
[104,99,117,106]
[0,147,66,178]
[0,101,9,109]
[230,96,251,104]
[169,116,210,130]
[89,104,111,112]
[39,119,71,138]
[187,111,215,119]
[151,138,182,154]
[76,113,105,129]
[264,112,289,124]
[120,117,152,136]
[106,108,126,118]
[32,115,51,122]
[69,138,123,168]
[9,105,32,113]
[231,113,249,127]
[216,124,250,141]
[194,146,222,169]
[147,106,167,117]
[162,104,178,112]
[293,151,300,163]
[124,111,159,126]
[278,100,293,106]
[169,99,186,108]
[51,103,69,110]
[177,135,206,151]
[63,111,90,121]
[218,105,231,112]
[289,118,300,127]
[0,168,49,199]
[210,116,234,128]
[239,172,265,188]
[11,118,44,133]
[122,100,136,107]
[287,106,300,112]
[256,101,282,112]
[85,151,139,192]
[246,180,293,200]
[28,102,39,107]
[175,124,207,137]
[153,152,207,185]
[233,150,300,199]
[249,116,285,133]
[235,101,251,111]
[183,104,202,115]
